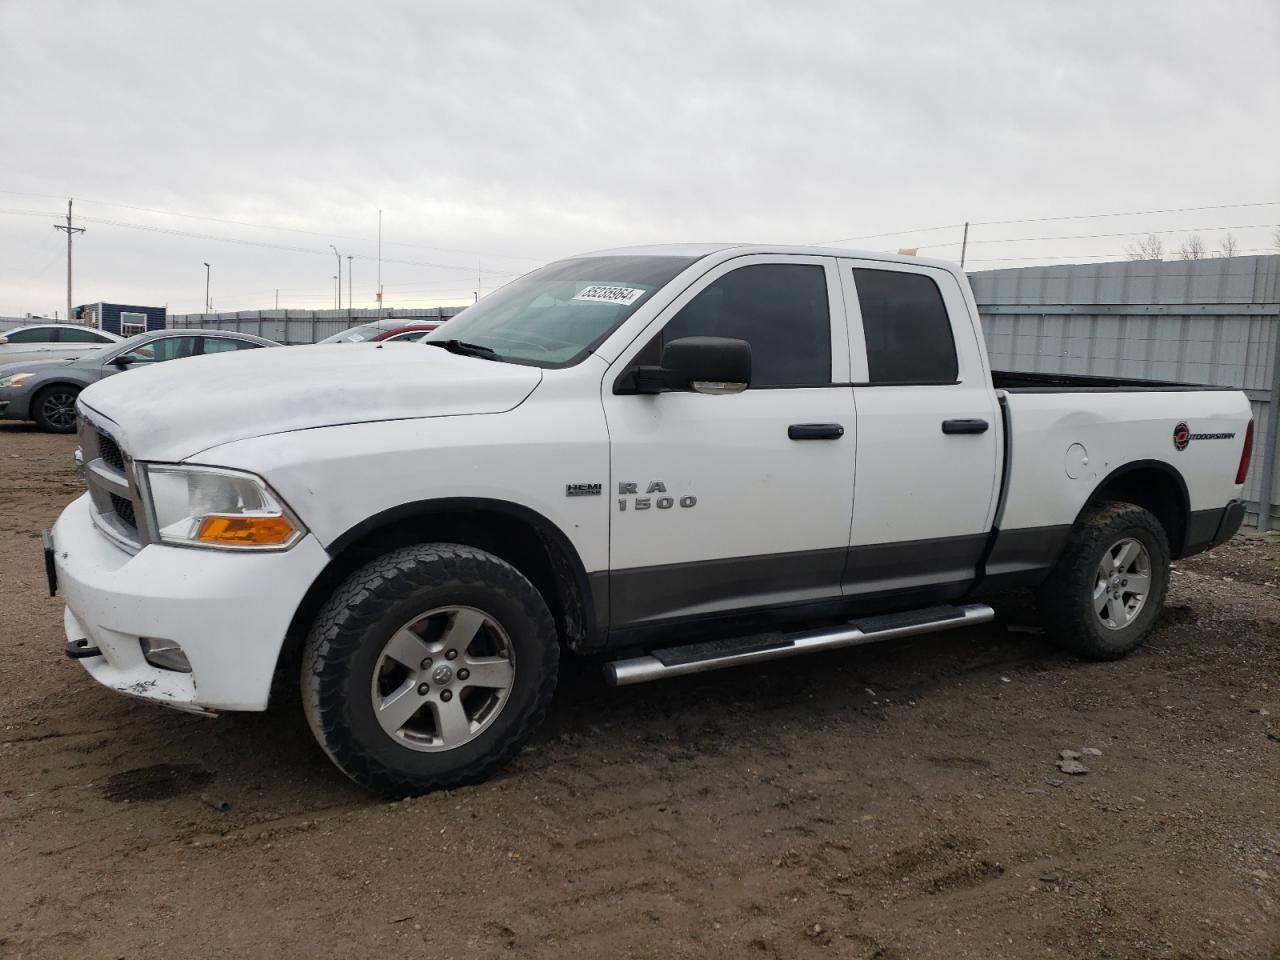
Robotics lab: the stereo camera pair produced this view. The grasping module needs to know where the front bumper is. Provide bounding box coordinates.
[0,386,26,420]
[52,493,329,712]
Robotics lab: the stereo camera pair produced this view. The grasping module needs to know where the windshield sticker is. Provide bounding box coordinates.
[573,285,646,306]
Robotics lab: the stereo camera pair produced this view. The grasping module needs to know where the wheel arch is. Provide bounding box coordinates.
[1076,459,1190,557]
[28,381,84,426]
[279,498,602,689]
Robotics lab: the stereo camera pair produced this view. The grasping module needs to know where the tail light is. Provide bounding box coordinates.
[1235,419,1254,485]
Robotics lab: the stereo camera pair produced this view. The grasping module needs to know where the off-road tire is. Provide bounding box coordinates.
[30,384,81,433]
[301,543,559,796]
[1036,501,1170,661]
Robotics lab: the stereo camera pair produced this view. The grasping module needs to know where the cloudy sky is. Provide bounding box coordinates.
[1,0,1277,317]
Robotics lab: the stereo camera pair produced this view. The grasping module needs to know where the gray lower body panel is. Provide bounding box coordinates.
[606,547,848,626]
[599,527,1070,642]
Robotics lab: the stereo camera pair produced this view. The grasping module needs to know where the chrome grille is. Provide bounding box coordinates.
[78,411,144,551]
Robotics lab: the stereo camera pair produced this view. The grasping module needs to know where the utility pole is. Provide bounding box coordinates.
[203,262,211,314]
[52,199,86,325]
[346,255,353,310]
[275,289,279,310]
[377,209,383,313]
[959,221,970,269]
[330,244,341,309]
[333,275,339,308]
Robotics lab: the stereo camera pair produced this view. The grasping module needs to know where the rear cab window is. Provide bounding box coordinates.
[843,264,965,385]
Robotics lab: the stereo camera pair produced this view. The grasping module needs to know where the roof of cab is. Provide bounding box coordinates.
[576,242,960,273]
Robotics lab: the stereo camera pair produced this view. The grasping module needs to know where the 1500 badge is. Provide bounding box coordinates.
[617,481,696,512]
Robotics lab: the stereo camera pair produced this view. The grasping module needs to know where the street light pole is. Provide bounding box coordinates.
[203,262,211,314]
[333,275,338,309]
[329,244,341,309]
[346,255,353,311]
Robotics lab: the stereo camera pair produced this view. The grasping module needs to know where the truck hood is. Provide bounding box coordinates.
[80,343,543,462]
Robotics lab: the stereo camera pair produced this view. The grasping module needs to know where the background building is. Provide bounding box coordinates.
[75,302,166,336]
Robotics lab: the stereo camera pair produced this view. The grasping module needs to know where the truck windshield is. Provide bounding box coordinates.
[424,255,698,367]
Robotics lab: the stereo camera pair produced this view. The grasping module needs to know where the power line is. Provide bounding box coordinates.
[33,212,527,276]
[816,223,965,245]
[0,187,546,263]
[818,199,1280,246]
[917,222,1280,249]
[965,247,1276,264]
[973,200,1280,228]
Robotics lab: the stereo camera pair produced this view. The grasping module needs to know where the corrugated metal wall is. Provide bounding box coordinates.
[166,306,468,344]
[970,255,1280,527]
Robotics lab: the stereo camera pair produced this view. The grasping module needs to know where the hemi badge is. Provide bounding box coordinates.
[565,483,602,497]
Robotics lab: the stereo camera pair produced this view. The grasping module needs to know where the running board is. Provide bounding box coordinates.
[604,603,995,686]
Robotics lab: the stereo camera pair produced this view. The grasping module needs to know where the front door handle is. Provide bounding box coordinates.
[788,423,845,440]
[942,418,989,435]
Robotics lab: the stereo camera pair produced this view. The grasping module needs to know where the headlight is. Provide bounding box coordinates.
[0,373,35,388]
[140,464,305,550]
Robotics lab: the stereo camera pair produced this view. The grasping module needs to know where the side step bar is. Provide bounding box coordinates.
[604,603,995,686]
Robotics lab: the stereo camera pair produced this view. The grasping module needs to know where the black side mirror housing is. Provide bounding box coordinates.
[624,336,752,395]
[111,356,132,368]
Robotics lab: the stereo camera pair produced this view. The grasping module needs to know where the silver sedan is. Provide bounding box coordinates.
[0,328,277,432]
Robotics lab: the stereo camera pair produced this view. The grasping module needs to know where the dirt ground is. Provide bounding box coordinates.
[2,421,1278,960]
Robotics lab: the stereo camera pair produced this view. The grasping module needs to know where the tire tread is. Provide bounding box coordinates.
[1036,501,1170,661]
[301,543,558,796]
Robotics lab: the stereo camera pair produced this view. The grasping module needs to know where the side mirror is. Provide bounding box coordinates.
[629,336,751,395]
[0,336,8,345]
[111,356,132,368]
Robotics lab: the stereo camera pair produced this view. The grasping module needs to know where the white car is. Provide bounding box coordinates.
[0,324,121,364]
[46,244,1253,796]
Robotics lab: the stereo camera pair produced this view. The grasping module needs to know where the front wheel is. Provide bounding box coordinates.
[30,384,81,433]
[301,543,559,796]
[1036,502,1171,660]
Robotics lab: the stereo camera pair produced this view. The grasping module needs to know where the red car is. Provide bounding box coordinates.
[317,321,442,345]
[372,323,440,343]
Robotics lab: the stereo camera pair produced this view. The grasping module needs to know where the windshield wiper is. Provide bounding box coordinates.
[425,339,500,361]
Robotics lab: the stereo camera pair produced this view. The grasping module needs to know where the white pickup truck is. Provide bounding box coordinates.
[47,244,1253,795]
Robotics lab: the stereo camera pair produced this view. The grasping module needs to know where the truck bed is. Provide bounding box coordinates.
[992,370,1238,393]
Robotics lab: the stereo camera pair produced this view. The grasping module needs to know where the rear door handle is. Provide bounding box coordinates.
[788,423,845,440]
[942,418,989,435]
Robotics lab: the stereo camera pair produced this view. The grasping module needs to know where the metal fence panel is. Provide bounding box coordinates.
[166,306,468,344]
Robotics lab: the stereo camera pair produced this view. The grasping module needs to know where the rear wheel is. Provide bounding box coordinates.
[30,384,80,433]
[301,543,558,796]
[1036,502,1170,660]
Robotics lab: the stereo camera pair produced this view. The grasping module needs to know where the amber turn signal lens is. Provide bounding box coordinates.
[195,515,296,546]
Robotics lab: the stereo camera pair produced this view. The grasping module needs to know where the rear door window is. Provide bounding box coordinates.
[119,336,200,364]
[201,337,258,354]
[4,327,54,344]
[853,269,958,384]
[60,327,112,343]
